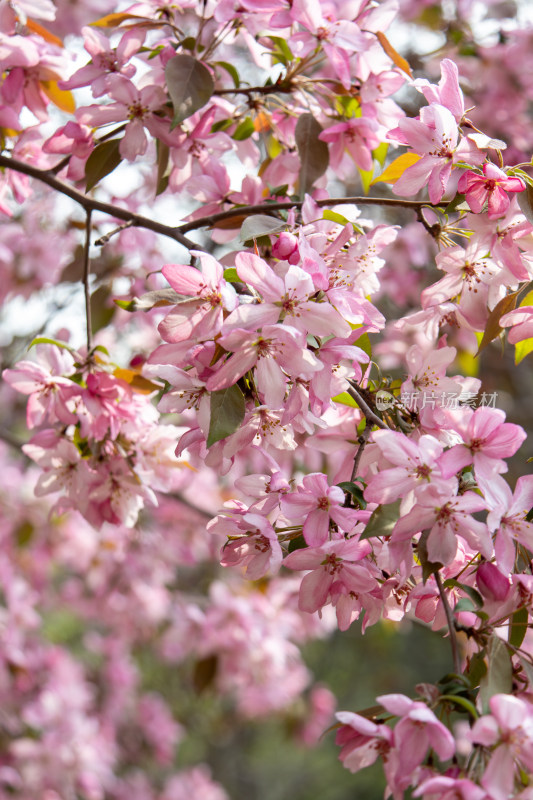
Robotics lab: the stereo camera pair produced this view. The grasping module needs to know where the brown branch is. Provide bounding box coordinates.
[83,209,93,357]
[178,196,447,233]
[346,382,389,430]
[94,219,134,247]
[435,570,462,675]
[1,153,446,252]
[0,154,201,252]
[214,82,294,96]
[351,424,372,482]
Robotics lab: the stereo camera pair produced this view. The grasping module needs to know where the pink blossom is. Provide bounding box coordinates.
[391,487,492,566]
[205,324,322,405]
[281,473,362,546]
[283,538,374,616]
[60,26,145,97]
[413,775,487,800]
[413,58,466,122]
[470,694,533,800]
[438,407,527,492]
[486,474,533,573]
[377,693,456,775]
[77,77,169,161]
[458,163,525,219]
[364,430,450,505]
[335,709,394,773]
[390,104,482,203]
[3,345,78,429]
[500,305,533,343]
[158,251,237,344]
[210,510,283,579]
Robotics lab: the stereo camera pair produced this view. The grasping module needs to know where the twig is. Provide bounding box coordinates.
[435,570,462,675]
[0,154,201,252]
[83,209,93,357]
[351,424,372,482]
[346,382,389,430]
[214,83,293,96]
[94,219,134,246]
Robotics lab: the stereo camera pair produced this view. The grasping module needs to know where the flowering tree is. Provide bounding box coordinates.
[2,0,533,797]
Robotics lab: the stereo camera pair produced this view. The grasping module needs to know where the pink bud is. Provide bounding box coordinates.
[476,562,510,602]
[272,232,300,264]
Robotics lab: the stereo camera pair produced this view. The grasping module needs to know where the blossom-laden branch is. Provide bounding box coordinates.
[0,152,447,247]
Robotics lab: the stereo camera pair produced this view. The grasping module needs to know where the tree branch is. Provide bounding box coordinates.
[0,154,201,252]
[435,570,462,675]
[346,382,389,430]
[351,424,372,482]
[214,83,294,96]
[83,209,93,357]
[178,196,447,234]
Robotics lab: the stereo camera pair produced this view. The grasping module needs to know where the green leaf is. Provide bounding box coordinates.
[322,209,349,226]
[165,54,214,130]
[223,268,239,283]
[211,118,234,133]
[373,142,388,167]
[266,36,293,66]
[295,113,329,198]
[438,694,479,719]
[444,193,467,214]
[232,117,255,141]
[85,139,121,192]
[118,288,182,312]
[214,60,240,87]
[90,285,115,333]
[519,655,533,688]
[358,166,373,195]
[28,336,75,352]
[331,391,358,408]
[477,290,519,354]
[240,214,286,243]
[114,299,136,311]
[467,650,487,688]
[515,337,533,364]
[509,606,529,649]
[337,481,367,509]
[443,578,483,608]
[360,499,401,540]
[15,521,34,548]
[479,635,513,713]
[206,385,246,447]
[155,140,170,196]
[353,332,372,358]
[288,534,307,553]
[518,182,533,225]
[453,597,477,614]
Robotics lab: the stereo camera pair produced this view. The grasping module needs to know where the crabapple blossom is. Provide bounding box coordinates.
[3,1,533,797]
[281,473,362,546]
[458,163,526,219]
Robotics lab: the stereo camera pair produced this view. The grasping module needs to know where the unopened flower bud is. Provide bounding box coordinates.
[272,232,300,264]
[476,561,510,602]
